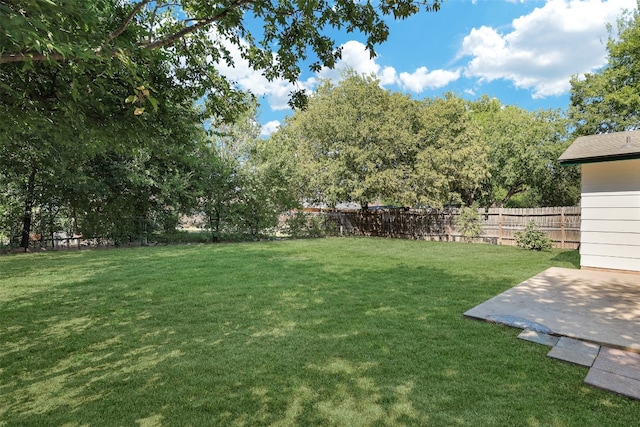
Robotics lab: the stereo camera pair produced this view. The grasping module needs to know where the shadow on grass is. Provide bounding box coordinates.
[0,241,636,426]
[551,249,580,269]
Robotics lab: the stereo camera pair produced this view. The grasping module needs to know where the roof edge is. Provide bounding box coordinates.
[559,152,640,165]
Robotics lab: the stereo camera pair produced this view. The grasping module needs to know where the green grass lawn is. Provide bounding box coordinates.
[1,238,638,426]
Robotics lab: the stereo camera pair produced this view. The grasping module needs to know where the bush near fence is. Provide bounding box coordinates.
[317,206,580,249]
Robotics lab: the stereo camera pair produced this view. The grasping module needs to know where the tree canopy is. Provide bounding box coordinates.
[468,96,579,207]
[569,3,640,135]
[0,1,589,248]
[1,0,445,248]
[269,75,580,209]
[270,73,489,208]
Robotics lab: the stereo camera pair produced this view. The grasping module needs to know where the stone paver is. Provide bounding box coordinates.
[585,367,640,400]
[517,329,560,347]
[585,347,640,399]
[547,337,600,367]
[592,347,640,379]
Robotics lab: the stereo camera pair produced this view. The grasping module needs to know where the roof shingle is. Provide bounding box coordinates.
[559,130,640,164]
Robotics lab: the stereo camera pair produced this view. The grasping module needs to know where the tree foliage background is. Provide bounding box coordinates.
[569,4,640,135]
[8,0,639,248]
[270,73,579,210]
[1,0,442,247]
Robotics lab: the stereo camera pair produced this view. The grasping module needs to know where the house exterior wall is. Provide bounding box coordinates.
[580,159,640,272]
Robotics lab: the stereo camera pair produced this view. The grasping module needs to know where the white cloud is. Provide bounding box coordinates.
[214,35,460,121]
[459,0,637,98]
[317,40,382,81]
[260,120,281,137]
[222,35,464,117]
[399,67,461,93]
[379,66,398,86]
[318,40,460,92]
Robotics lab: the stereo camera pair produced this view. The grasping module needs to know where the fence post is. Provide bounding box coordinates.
[498,209,503,245]
[561,207,566,249]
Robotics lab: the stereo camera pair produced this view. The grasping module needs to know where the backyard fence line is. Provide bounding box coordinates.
[313,206,581,249]
[3,206,581,254]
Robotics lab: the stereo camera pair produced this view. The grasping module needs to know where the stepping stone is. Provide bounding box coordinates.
[585,347,640,400]
[593,347,640,379]
[547,337,600,367]
[518,329,560,347]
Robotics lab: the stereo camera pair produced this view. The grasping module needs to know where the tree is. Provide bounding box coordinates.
[276,72,416,207]
[74,115,205,244]
[0,133,78,248]
[409,94,487,208]
[456,204,481,242]
[0,43,208,247]
[241,136,302,235]
[1,0,444,245]
[195,145,240,241]
[271,75,488,209]
[468,96,579,207]
[194,102,300,240]
[569,4,640,135]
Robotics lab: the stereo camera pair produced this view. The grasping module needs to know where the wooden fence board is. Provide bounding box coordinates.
[323,207,581,249]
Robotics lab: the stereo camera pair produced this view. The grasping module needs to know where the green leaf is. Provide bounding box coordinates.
[148,97,159,112]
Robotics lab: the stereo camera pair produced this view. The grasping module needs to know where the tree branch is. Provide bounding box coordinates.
[1,52,66,63]
[142,0,255,50]
[0,0,252,64]
[501,181,525,206]
[107,0,153,42]
[1,0,152,64]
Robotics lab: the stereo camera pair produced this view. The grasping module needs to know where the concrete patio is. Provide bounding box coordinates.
[464,267,640,400]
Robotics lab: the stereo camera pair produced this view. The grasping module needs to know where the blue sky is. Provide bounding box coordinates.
[216,0,638,136]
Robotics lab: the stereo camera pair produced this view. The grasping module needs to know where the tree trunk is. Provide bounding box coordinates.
[213,209,220,242]
[208,208,220,242]
[19,168,37,250]
[501,181,525,206]
[71,206,78,235]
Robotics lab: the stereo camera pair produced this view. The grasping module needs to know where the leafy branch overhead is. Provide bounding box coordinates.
[1,0,441,107]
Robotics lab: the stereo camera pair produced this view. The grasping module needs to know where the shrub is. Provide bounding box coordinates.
[514,220,552,251]
[456,205,482,242]
[154,230,212,244]
[285,212,325,238]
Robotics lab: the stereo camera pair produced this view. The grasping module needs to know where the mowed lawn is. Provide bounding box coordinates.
[1,238,638,426]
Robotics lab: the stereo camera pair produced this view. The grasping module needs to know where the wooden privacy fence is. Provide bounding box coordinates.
[323,206,581,249]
